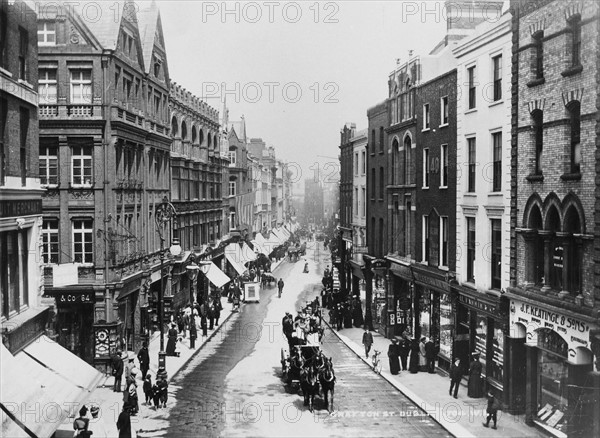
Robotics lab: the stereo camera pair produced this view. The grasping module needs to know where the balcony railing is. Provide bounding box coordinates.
[38,104,100,119]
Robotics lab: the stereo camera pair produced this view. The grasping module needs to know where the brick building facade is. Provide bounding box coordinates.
[507,0,600,435]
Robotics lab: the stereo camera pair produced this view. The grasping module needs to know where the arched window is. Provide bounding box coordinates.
[527,204,544,285]
[181,120,188,141]
[532,110,543,175]
[545,206,561,289]
[567,101,581,174]
[564,205,582,295]
[207,134,212,149]
[392,138,399,185]
[171,116,178,137]
[404,135,412,184]
[214,134,219,150]
[199,128,204,146]
[191,126,197,144]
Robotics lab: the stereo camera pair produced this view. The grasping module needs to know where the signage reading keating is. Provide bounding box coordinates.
[510,300,591,348]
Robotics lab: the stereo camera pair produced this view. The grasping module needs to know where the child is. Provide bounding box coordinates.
[143,374,153,405]
[152,380,161,410]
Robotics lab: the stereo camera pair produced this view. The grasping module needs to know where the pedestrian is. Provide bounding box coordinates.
[336,305,343,331]
[468,352,484,398]
[112,350,124,392]
[213,299,222,326]
[388,338,401,375]
[116,405,132,438]
[166,323,178,356]
[278,278,284,298]
[189,315,197,349]
[124,352,134,383]
[425,337,437,374]
[137,341,149,379]
[89,405,107,438]
[409,338,420,373]
[419,337,427,371]
[201,311,208,338]
[207,300,215,330]
[143,373,153,405]
[124,367,139,415]
[362,328,374,358]
[158,374,169,408]
[398,333,411,371]
[483,392,500,429]
[73,405,91,437]
[449,358,462,399]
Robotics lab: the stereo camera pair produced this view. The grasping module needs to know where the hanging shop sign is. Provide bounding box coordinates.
[510,299,597,357]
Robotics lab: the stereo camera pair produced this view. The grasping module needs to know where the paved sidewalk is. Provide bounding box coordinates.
[55,258,286,438]
[325,320,547,438]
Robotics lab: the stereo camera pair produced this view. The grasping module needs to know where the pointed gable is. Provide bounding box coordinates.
[138,1,169,81]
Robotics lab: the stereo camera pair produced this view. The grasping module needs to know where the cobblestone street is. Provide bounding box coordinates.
[136,243,449,437]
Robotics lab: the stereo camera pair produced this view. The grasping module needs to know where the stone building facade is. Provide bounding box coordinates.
[37,1,173,367]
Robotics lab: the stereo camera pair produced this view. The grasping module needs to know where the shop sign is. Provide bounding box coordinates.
[371,259,387,270]
[389,263,412,280]
[459,294,498,316]
[510,300,592,349]
[389,312,396,326]
[0,199,42,218]
[413,271,450,292]
[54,291,94,304]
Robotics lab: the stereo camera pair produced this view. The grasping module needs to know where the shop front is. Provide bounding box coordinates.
[452,285,508,401]
[412,266,453,372]
[386,258,413,339]
[508,297,599,437]
[43,288,96,364]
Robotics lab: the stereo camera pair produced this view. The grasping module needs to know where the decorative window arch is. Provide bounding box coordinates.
[191,125,197,144]
[171,116,179,137]
[181,120,188,141]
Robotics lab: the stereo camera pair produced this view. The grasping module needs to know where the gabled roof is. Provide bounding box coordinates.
[84,1,127,50]
[138,1,167,75]
[230,120,247,143]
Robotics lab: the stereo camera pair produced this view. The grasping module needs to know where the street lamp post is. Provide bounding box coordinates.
[155,196,178,379]
[199,261,211,305]
[186,258,200,349]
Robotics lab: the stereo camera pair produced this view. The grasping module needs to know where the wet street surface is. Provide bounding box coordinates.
[140,243,450,437]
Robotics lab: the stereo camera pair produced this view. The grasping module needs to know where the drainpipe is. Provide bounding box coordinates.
[101,50,113,322]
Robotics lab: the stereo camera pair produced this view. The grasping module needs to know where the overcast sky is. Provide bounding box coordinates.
[157,1,447,183]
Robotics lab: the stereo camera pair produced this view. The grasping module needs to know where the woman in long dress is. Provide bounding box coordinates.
[166,323,178,356]
[388,339,401,375]
[468,353,484,398]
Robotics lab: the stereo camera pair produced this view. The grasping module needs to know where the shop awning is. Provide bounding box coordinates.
[272,228,287,243]
[205,262,231,288]
[226,251,247,276]
[241,242,257,262]
[254,233,266,246]
[1,337,103,438]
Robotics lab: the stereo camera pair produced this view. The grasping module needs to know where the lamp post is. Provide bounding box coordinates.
[155,196,178,379]
[186,258,200,349]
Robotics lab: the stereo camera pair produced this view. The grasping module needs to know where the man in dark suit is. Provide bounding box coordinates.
[362,328,374,358]
[112,350,124,392]
[425,337,437,373]
[449,358,462,398]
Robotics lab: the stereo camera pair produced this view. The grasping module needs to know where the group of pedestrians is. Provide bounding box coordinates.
[380,332,438,376]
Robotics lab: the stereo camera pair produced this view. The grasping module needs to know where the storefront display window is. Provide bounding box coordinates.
[490,327,503,383]
[475,316,487,376]
[537,349,568,433]
[439,294,453,359]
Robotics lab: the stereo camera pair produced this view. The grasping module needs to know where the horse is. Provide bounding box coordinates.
[300,364,319,412]
[319,357,336,412]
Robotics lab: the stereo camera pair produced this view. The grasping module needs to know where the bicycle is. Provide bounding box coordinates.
[371,350,382,374]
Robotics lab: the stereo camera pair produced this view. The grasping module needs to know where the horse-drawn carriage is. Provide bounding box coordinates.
[280,315,335,413]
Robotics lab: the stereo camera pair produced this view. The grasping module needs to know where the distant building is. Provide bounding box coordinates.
[303,178,324,228]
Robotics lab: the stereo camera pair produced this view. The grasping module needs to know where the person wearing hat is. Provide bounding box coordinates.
[112,350,124,392]
[116,404,132,438]
[362,328,374,358]
[89,405,108,438]
[468,352,484,398]
[124,367,139,415]
[388,338,401,375]
[483,392,500,429]
[137,341,149,380]
[73,405,91,437]
[166,322,178,356]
